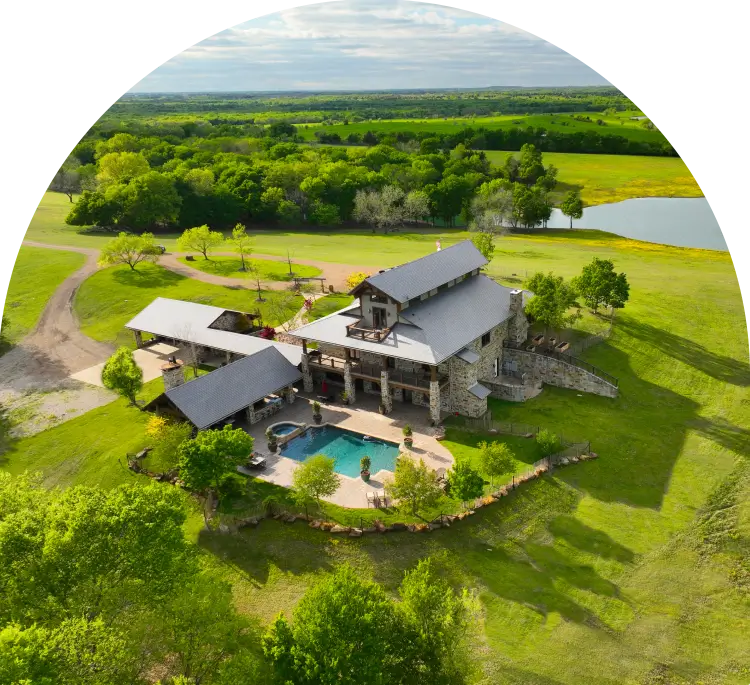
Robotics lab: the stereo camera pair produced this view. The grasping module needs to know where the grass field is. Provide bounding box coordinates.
[307,292,354,320]
[177,256,322,281]
[296,110,668,145]
[73,262,303,348]
[6,220,748,682]
[1,246,85,346]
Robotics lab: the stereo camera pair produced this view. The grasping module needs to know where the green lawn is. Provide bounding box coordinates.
[74,262,303,348]
[177,255,322,282]
[7,219,749,682]
[1,246,85,346]
[307,293,354,320]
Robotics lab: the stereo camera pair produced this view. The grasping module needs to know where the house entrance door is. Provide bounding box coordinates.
[372,307,387,329]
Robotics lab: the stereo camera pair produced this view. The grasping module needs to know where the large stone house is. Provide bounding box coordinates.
[290,240,535,423]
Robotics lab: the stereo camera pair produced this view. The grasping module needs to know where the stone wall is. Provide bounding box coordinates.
[503,348,618,398]
[209,311,240,332]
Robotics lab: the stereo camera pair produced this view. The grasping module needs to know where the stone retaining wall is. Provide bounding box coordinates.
[503,348,618,398]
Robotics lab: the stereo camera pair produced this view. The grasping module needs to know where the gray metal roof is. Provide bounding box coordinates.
[165,346,302,430]
[468,382,492,400]
[358,240,488,303]
[125,297,302,365]
[456,348,481,364]
[291,274,517,365]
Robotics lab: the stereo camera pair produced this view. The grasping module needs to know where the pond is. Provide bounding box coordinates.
[546,197,726,251]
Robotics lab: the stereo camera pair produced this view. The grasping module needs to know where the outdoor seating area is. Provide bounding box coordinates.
[366,490,390,508]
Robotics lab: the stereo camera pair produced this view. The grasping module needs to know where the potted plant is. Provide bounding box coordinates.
[402,424,413,448]
[378,403,386,415]
[266,427,278,453]
[340,390,349,405]
[312,400,322,425]
[360,456,371,482]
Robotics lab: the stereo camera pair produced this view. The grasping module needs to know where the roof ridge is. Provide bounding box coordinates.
[373,238,474,276]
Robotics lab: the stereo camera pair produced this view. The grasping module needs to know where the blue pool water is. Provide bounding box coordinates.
[272,423,299,436]
[280,426,400,478]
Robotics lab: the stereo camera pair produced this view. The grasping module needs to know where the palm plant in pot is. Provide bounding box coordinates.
[312,400,322,425]
[402,424,413,448]
[266,427,278,453]
[360,455,371,482]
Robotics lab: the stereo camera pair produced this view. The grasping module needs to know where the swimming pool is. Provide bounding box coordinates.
[279,426,400,478]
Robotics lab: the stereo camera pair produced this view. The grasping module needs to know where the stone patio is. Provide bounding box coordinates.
[240,391,454,508]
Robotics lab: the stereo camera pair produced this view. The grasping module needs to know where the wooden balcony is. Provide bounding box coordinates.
[345,319,392,342]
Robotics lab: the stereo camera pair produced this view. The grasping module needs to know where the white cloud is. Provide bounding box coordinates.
[131,0,608,91]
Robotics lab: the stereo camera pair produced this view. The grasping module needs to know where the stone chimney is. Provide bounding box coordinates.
[161,360,185,391]
[508,289,529,344]
[509,289,523,314]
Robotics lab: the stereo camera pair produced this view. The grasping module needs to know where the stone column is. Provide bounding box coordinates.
[300,353,314,393]
[161,361,185,391]
[344,363,356,404]
[134,330,143,349]
[508,289,529,344]
[380,371,392,413]
[245,405,256,424]
[429,380,441,424]
[225,351,232,364]
[285,385,296,404]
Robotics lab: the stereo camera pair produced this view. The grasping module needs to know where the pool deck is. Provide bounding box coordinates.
[240,391,454,508]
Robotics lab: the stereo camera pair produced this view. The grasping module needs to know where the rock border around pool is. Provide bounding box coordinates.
[223,452,600,537]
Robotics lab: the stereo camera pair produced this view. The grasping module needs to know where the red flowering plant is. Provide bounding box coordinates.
[303,298,314,311]
[259,326,276,340]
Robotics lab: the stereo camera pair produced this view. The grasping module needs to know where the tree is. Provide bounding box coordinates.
[50,156,82,202]
[398,558,476,684]
[571,257,630,316]
[470,232,494,262]
[0,474,193,624]
[535,429,561,459]
[145,416,192,473]
[387,456,442,516]
[560,190,584,229]
[230,223,252,271]
[101,347,142,405]
[116,171,181,229]
[525,272,580,336]
[178,426,254,525]
[177,224,224,259]
[446,460,485,508]
[156,575,253,684]
[404,189,430,224]
[262,566,409,685]
[478,441,515,487]
[292,454,340,512]
[96,151,150,186]
[518,143,545,184]
[310,201,340,226]
[98,231,161,271]
[345,271,369,290]
[266,291,302,332]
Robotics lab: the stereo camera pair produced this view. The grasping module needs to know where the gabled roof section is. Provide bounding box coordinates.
[352,240,487,303]
[165,346,302,430]
[124,297,302,365]
[292,274,517,365]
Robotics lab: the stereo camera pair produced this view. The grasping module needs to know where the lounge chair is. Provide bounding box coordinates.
[366,491,376,507]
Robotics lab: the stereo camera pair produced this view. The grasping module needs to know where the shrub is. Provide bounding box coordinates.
[402,424,413,437]
[312,401,321,415]
[360,456,371,472]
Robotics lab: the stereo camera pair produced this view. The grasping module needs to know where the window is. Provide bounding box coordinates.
[481,332,491,347]
[371,293,389,304]
[493,358,499,377]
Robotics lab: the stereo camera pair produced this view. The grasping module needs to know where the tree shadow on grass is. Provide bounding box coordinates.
[617,318,750,386]
[548,515,635,564]
[111,264,186,289]
[690,416,750,456]
[197,521,333,587]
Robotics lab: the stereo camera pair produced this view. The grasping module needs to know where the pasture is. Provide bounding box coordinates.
[177,256,322,281]
[5,222,748,683]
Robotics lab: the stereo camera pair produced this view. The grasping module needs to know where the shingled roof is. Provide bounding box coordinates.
[353,240,487,303]
[164,346,302,430]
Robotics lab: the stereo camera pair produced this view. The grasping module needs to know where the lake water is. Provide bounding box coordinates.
[546,197,726,251]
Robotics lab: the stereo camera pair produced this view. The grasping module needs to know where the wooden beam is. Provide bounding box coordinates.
[431,365,437,382]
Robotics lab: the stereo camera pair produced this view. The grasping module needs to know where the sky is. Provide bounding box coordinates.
[130,0,609,93]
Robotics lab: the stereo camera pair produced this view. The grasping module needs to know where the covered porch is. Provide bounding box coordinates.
[301,345,448,424]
